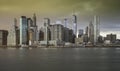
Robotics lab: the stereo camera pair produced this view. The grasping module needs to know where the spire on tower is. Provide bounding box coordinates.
[14,18,17,27]
[33,13,36,26]
[64,18,68,28]
[72,14,77,37]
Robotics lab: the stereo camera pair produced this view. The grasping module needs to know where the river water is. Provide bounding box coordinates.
[0,48,120,71]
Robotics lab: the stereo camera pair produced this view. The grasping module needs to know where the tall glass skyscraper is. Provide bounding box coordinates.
[94,15,100,45]
[20,16,28,45]
[89,21,94,44]
[72,15,77,37]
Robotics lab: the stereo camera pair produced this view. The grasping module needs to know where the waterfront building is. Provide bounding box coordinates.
[78,29,84,37]
[83,34,89,44]
[98,35,104,43]
[39,17,75,46]
[69,29,75,43]
[50,24,64,41]
[106,33,116,43]
[72,15,77,37]
[19,14,38,46]
[8,18,19,46]
[64,18,68,28]
[64,27,69,42]
[32,14,38,42]
[0,30,8,46]
[39,27,44,41]
[93,15,100,45]
[20,16,28,45]
[89,21,94,44]
[27,18,34,45]
[44,18,51,41]
[75,37,84,44]
[85,26,89,36]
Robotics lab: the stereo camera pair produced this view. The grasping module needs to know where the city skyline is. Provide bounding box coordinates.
[0,0,120,38]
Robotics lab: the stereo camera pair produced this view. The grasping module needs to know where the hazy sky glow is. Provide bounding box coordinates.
[0,0,120,38]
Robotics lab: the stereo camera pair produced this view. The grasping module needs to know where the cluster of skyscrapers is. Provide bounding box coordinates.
[6,14,78,46]
[0,14,118,47]
[76,16,117,45]
[7,14,38,46]
[39,15,77,46]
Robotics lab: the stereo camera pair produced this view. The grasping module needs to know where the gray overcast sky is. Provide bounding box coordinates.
[0,0,120,38]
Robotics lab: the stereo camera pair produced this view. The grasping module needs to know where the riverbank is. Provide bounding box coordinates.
[1,45,120,48]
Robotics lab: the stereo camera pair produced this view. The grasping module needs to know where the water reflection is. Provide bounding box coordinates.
[0,48,120,71]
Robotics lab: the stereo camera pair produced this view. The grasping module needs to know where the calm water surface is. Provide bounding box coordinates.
[0,48,120,71]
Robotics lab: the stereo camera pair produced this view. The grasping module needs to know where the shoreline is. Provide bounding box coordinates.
[1,45,120,48]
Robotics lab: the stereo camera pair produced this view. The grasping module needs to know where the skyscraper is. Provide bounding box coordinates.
[44,18,51,46]
[89,21,94,44]
[33,13,36,26]
[78,29,84,37]
[27,18,34,45]
[20,16,28,45]
[85,26,89,36]
[32,14,38,42]
[8,18,19,46]
[72,15,77,37]
[64,18,68,28]
[39,27,44,41]
[93,15,100,45]
[50,24,64,41]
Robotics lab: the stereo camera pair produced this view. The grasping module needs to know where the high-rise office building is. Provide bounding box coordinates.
[44,18,51,41]
[39,27,44,41]
[78,29,84,37]
[20,16,28,45]
[8,18,19,46]
[33,13,36,26]
[89,21,94,44]
[93,15,100,45]
[85,26,89,36]
[72,15,77,37]
[32,14,38,42]
[39,17,75,46]
[69,29,75,43]
[64,27,69,42]
[27,18,34,45]
[50,24,64,41]
[64,18,68,28]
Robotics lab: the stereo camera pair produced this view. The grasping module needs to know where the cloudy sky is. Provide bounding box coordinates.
[0,0,120,38]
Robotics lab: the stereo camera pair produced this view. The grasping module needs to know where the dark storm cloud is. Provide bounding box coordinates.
[0,0,120,15]
[0,0,120,38]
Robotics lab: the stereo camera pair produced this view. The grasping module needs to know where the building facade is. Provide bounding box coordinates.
[0,30,8,46]
[20,16,28,45]
[72,15,77,37]
[8,18,19,46]
[89,21,94,44]
[78,29,84,37]
[106,34,116,43]
[93,15,100,45]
